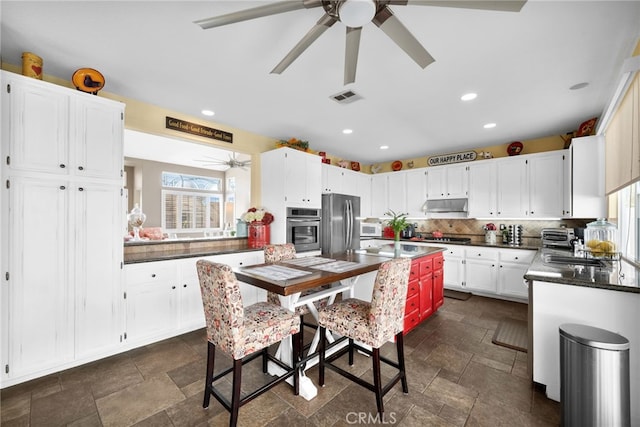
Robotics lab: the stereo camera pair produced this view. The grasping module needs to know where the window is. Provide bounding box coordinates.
[161,172,222,232]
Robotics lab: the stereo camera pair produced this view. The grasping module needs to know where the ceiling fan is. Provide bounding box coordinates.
[195,0,526,85]
[195,152,252,170]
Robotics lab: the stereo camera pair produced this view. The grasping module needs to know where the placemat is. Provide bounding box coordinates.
[281,257,335,267]
[245,265,313,281]
[310,260,361,273]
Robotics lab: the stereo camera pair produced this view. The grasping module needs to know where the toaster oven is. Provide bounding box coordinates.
[541,228,575,248]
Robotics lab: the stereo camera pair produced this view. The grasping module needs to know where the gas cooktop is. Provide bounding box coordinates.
[413,235,472,244]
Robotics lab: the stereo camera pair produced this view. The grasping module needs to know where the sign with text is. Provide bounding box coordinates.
[165,117,233,143]
[428,150,477,166]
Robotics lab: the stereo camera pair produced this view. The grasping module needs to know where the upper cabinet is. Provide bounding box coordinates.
[262,147,322,209]
[3,71,123,180]
[321,163,359,196]
[405,169,428,217]
[370,173,390,218]
[566,135,606,218]
[426,164,468,199]
[467,161,497,218]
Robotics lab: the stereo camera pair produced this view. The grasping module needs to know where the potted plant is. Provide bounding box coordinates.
[385,210,409,242]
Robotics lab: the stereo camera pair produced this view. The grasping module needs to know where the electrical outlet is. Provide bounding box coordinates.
[500,224,506,231]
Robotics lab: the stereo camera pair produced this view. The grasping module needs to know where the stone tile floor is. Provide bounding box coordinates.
[1,295,560,426]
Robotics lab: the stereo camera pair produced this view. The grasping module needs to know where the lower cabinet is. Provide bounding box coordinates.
[464,248,499,294]
[404,253,443,334]
[497,249,536,299]
[123,250,265,349]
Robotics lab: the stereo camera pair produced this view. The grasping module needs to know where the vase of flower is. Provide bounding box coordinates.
[248,221,270,248]
[385,210,409,243]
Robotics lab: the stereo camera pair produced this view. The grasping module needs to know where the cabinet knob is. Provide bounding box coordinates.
[78,166,84,171]
[78,187,84,191]
[492,264,495,267]
[172,286,176,289]
[515,256,519,260]
[59,185,66,190]
[151,273,156,278]
[183,284,187,288]
[59,164,66,168]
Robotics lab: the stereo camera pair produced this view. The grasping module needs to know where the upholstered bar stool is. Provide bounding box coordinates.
[318,257,412,416]
[196,260,302,427]
[264,244,329,346]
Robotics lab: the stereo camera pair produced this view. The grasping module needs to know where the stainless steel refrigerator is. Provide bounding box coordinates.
[321,193,360,255]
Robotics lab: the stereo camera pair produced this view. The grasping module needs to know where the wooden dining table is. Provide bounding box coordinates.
[234,250,393,400]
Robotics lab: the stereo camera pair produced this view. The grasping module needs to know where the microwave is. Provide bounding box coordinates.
[360,222,382,237]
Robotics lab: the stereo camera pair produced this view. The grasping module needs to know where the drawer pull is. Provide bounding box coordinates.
[151,273,156,278]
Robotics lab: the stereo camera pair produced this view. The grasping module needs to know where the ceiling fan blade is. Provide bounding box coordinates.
[373,7,435,69]
[388,0,526,12]
[271,13,338,75]
[344,27,362,85]
[194,0,322,30]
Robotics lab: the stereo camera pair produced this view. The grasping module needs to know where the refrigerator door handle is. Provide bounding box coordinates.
[345,199,352,249]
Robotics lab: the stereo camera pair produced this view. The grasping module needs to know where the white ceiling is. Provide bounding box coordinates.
[2,1,640,165]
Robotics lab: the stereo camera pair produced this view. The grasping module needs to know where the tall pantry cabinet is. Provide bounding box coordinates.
[0,71,125,386]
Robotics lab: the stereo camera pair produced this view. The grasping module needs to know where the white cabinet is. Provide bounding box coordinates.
[565,136,606,218]
[74,182,125,359]
[496,157,529,217]
[464,248,498,294]
[442,245,465,291]
[427,164,468,199]
[321,164,359,196]
[467,161,497,218]
[497,249,535,300]
[356,173,372,217]
[370,173,390,217]
[262,147,321,208]
[4,71,123,179]
[1,71,125,387]
[387,172,407,214]
[528,151,565,218]
[123,250,265,349]
[4,177,74,379]
[405,169,428,217]
[495,151,566,219]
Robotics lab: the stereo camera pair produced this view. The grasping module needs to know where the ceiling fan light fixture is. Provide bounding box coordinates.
[339,0,376,27]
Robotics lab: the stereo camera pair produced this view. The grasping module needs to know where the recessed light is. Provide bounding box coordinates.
[380,145,389,150]
[201,109,215,116]
[461,93,477,101]
[483,123,496,129]
[342,129,353,134]
[569,82,589,90]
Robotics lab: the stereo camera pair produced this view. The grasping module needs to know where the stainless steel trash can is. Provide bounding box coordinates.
[559,323,630,427]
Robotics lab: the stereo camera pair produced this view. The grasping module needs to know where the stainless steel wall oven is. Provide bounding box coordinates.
[286,207,321,252]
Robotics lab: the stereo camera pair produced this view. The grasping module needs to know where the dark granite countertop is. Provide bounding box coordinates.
[124,247,261,264]
[525,247,639,293]
[369,236,541,251]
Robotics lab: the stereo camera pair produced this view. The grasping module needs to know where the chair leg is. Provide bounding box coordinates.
[262,348,268,374]
[230,358,242,427]
[396,332,408,394]
[203,341,215,409]
[292,330,301,396]
[348,338,354,366]
[318,326,326,387]
[372,347,384,415]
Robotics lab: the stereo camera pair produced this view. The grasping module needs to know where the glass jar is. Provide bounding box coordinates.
[584,218,618,258]
[127,203,146,241]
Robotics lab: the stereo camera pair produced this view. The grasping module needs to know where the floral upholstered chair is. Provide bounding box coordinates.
[317,257,412,416]
[196,260,302,427]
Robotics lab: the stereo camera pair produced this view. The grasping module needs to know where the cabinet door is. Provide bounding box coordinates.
[304,154,322,208]
[468,162,497,218]
[125,262,178,344]
[6,76,69,175]
[446,164,468,198]
[405,169,428,217]
[528,152,565,218]
[74,182,124,358]
[341,169,358,197]
[442,246,465,291]
[498,262,529,300]
[71,96,123,180]
[6,177,73,377]
[464,249,498,293]
[387,172,407,214]
[427,166,446,199]
[177,259,206,330]
[284,151,309,206]
[356,174,372,217]
[433,269,444,310]
[496,157,528,217]
[370,174,389,217]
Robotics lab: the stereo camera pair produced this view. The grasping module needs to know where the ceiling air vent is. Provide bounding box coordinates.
[330,90,362,104]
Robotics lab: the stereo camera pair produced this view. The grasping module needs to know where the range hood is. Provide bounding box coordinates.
[425,198,468,213]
